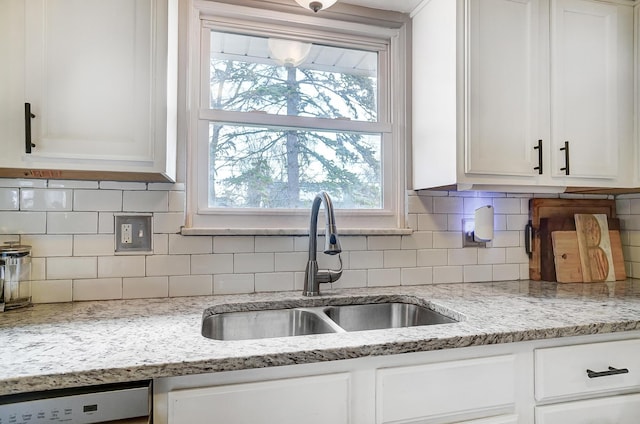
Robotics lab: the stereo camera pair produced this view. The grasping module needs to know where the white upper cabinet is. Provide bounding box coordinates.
[0,0,177,182]
[411,0,633,192]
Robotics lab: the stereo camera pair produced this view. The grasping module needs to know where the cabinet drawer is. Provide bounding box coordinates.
[535,392,640,423]
[376,355,516,424]
[535,338,640,401]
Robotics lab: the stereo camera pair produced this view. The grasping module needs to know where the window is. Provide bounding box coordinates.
[186,2,408,233]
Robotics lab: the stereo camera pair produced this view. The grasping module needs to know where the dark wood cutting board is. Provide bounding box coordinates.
[539,216,620,282]
[529,198,616,281]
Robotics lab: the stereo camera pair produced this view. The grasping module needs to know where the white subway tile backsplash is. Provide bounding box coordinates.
[73,278,122,301]
[432,232,462,249]
[447,248,477,266]
[47,257,97,280]
[493,264,520,281]
[349,250,383,269]
[190,253,234,275]
[100,181,146,190]
[417,213,448,231]
[48,180,99,189]
[32,280,72,303]
[478,248,506,265]
[368,268,401,287]
[31,258,45,280]
[255,272,295,292]
[21,189,72,211]
[123,276,168,299]
[416,249,448,266]
[433,266,463,283]
[331,269,367,289]
[234,253,274,273]
[368,236,401,250]
[98,256,145,278]
[275,252,307,272]
[384,250,416,268]
[168,190,186,212]
[74,234,115,256]
[401,232,432,250]
[154,234,169,254]
[0,188,19,210]
[98,212,115,234]
[168,234,212,254]
[463,265,493,283]
[0,212,46,234]
[123,191,168,212]
[21,235,73,257]
[147,255,189,276]
[214,236,254,253]
[255,236,293,252]
[401,267,432,285]
[169,275,212,297]
[74,190,122,211]
[48,212,98,234]
[0,184,549,302]
[153,213,184,233]
[493,198,521,214]
[0,179,46,188]
[213,273,254,294]
[433,196,463,214]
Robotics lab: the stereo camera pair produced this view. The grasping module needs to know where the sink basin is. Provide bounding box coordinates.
[202,300,458,340]
[323,302,456,332]
[201,308,339,341]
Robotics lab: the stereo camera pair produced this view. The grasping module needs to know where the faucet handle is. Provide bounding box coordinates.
[317,254,343,283]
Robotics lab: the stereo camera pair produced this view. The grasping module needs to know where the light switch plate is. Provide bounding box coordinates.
[115,214,153,254]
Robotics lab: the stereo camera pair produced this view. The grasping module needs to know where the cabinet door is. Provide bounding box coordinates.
[535,393,640,423]
[465,0,544,178]
[550,0,631,182]
[376,355,516,423]
[0,0,176,181]
[167,373,350,424]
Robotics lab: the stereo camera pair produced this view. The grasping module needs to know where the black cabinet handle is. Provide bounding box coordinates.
[586,366,629,379]
[534,140,543,174]
[24,103,36,154]
[560,141,569,175]
[524,222,533,257]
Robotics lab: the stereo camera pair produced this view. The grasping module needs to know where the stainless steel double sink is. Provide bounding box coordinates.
[202,300,458,341]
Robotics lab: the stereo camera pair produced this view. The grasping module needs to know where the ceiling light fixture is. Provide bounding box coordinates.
[294,0,338,13]
[268,38,312,68]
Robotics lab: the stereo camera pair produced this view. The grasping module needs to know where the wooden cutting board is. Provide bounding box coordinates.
[552,230,626,283]
[539,217,620,282]
[575,214,615,282]
[529,198,616,280]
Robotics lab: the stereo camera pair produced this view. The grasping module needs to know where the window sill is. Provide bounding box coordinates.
[181,227,413,236]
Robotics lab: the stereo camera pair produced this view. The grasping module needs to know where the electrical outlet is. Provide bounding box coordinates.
[121,224,133,244]
[115,214,152,253]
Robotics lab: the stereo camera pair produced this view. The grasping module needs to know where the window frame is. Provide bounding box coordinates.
[184,1,408,234]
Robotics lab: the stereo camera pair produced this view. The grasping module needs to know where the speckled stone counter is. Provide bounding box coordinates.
[2,280,640,396]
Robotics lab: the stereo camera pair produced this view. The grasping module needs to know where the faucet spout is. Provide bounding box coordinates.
[303,192,343,296]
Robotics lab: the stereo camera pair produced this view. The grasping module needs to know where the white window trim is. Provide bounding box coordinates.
[184,1,409,235]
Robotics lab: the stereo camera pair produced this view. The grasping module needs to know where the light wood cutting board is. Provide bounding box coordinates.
[574,214,615,282]
[552,230,626,283]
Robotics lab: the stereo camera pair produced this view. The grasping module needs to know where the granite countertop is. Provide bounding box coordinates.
[2,280,640,396]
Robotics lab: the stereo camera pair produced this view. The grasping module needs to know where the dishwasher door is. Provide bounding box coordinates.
[0,380,151,423]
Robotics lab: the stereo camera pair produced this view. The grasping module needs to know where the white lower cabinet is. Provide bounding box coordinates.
[167,373,350,424]
[154,333,640,424]
[535,393,640,423]
[376,355,516,423]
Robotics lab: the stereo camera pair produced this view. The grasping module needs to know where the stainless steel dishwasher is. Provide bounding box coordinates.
[0,380,151,423]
